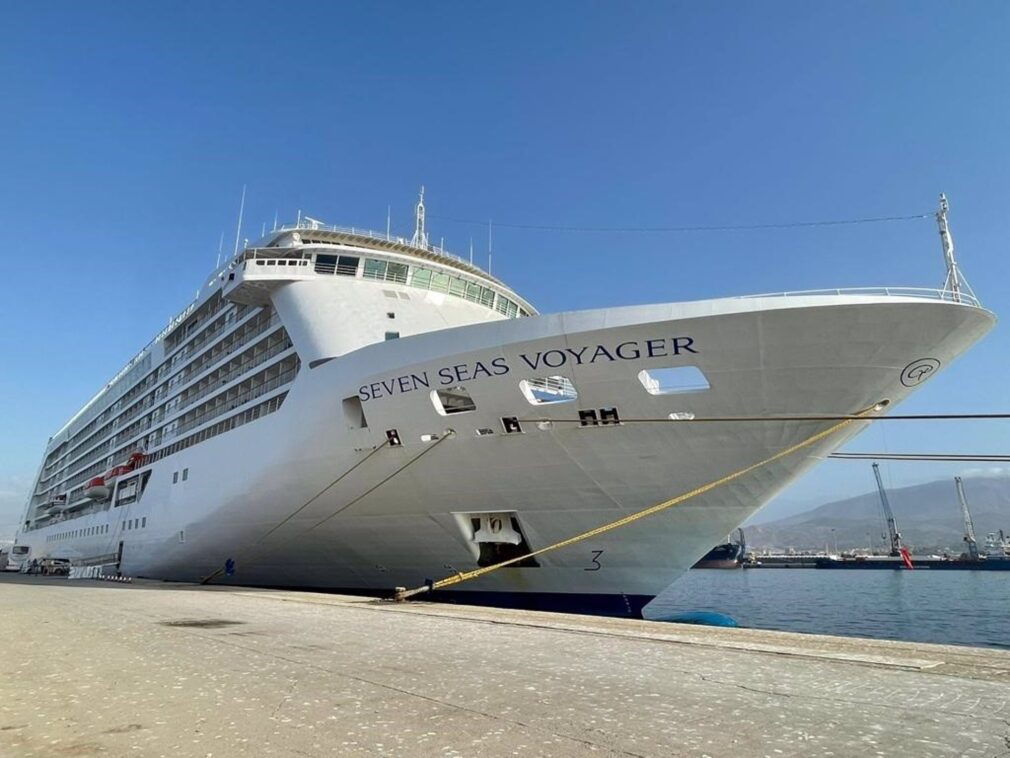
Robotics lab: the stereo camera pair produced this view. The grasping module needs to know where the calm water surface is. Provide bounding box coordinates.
[644,568,1010,649]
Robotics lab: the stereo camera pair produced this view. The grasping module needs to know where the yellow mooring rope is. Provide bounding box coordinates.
[394,404,880,600]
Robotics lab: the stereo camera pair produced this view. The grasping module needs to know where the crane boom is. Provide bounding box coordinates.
[872,462,903,556]
[955,476,980,561]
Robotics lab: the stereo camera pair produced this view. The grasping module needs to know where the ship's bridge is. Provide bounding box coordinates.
[223,221,535,318]
[221,209,537,366]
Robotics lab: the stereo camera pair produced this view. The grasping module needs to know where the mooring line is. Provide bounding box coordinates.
[518,412,1010,425]
[395,406,879,600]
[201,439,391,584]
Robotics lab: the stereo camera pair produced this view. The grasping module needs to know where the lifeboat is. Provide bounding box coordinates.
[84,476,110,500]
[104,451,146,487]
[104,465,132,486]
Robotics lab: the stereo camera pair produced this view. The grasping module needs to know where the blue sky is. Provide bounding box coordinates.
[1,1,1008,537]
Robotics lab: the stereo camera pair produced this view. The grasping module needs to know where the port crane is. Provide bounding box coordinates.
[955,476,980,561]
[872,462,903,557]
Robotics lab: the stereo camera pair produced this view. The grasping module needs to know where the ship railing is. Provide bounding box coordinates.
[46,316,287,497]
[174,340,294,415]
[738,287,982,307]
[274,222,469,265]
[163,365,298,441]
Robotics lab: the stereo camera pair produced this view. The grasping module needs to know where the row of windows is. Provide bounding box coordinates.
[46,516,149,543]
[428,366,711,417]
[306,252,530,319]
[47,523,110,542]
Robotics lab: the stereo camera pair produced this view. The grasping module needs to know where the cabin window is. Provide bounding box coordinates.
[431,386,477,415]
[142,517,147,528]
[172,471,178,484]
[465,282,482,302]
[182,468,189,481]
[384,331,400,341]
[449,277,467,297]
[480,287,495,307]
[520,376,578,405]
[638,366,710,395]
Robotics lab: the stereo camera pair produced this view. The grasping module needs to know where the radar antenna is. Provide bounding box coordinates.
[936,194,977,303]
[411,186,429,249]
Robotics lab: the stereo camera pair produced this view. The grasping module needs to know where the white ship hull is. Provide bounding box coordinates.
[15,290,993,615]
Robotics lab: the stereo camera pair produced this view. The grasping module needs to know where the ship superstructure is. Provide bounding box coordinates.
[10,194,996,615]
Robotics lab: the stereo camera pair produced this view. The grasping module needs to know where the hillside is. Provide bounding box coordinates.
[745,476,1010,552]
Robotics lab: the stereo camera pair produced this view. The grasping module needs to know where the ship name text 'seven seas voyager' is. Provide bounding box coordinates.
[359,336,697,402]
[9,191,994,617]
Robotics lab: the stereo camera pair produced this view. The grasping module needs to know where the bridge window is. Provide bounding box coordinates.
[411,268,431,288]
[314,254,337,274]
[430,272,450,293]
[336,256,359,276]
[363,259,387,280]
[385,262,408,284]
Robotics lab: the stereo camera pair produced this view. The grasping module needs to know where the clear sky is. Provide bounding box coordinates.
[1,1,1008,538]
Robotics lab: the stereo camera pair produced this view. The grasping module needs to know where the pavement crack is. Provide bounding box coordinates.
[269,679,299,720]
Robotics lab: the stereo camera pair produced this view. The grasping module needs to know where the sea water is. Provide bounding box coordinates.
[645,568,1010,649]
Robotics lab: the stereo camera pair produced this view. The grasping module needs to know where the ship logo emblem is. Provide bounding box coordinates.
[900,358,941,387]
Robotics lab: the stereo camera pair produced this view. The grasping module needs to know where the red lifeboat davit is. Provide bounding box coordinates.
[84,476,110,500]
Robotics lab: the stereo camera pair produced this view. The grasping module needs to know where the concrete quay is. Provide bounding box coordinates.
[1,574,1009,757]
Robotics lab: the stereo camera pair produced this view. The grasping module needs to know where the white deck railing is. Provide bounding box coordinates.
[738,287,981,307]
[276,221,469,262]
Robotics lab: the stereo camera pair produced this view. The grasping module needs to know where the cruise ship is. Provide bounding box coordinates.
[9,193,995,616]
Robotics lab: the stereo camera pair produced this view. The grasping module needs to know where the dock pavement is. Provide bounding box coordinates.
[1,573,1009,757]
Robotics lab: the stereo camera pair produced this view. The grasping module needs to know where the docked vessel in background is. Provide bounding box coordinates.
[693,529,746,569]
[816,475,1010,571]
[7,193,996,616]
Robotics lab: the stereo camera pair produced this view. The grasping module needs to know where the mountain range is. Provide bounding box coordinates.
[744,475,1010,553]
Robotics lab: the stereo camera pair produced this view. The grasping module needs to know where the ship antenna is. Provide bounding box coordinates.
[469,237,474,265]
[937,194,977,303]
[488,218,493,274]
[232,184,247,257]
[272,210,278,232]
[386,205,392,240]
[216,232,224,268]
[411,186,428,249]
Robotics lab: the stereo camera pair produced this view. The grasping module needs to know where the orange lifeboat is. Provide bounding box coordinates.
[84,476,110,500]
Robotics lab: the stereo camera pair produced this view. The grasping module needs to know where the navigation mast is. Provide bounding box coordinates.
[411,186,429,249]
[936,194,977,303]
[955,476,980,561]
[872,462,903,557]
